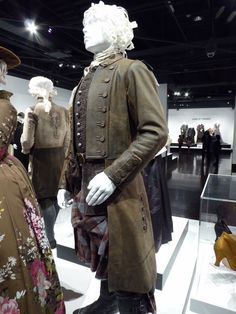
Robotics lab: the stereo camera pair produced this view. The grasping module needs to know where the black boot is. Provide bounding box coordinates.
[116,292,148,314]
[73,280,118,314]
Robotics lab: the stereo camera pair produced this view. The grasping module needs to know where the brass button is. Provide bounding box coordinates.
[78,143,82,147]
[102,91,108,98]
[102,107,107,113]
[104,77,110,83]
[77,132,81,136]
[100,136,105,142]
[77,122,81,126]
[109,65,114,70]
[78,90,82,95]
[76,112,79,117]
[76,101,80,105]
[101,151,106,156]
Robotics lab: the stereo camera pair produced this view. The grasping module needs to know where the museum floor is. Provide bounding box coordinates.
[167,150,232,220]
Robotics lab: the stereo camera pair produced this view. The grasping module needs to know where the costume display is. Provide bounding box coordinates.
[142,146,173,252]
[186,127,196,146]
[12,112,29,170]
[21,76,70,248]
[0,47,65,313]
[196,124,205,143]
[180,123,188,142]
[59,2,168,313]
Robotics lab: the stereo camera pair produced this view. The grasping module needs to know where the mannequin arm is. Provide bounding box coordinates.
[104,60,168,187]
[21,107,37,154]
[86,172,116,206]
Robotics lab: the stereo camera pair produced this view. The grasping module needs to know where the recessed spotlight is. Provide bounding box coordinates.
[48,27,52,33]
[72,64,76,69]
[25,20,37,34]
[59,63,63,68]
[184,92,189,97]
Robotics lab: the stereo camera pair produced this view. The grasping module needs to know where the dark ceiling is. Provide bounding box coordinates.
[1,0,236,107]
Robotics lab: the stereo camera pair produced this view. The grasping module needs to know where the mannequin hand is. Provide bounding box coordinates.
[86,172,116,206]
[57,189,72,208]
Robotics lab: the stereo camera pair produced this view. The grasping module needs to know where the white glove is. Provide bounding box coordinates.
[57,189,67,208]
[86,172,116,206]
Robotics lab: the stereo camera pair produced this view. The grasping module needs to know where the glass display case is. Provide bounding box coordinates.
[200,173,236,242]
[190,173,236,314]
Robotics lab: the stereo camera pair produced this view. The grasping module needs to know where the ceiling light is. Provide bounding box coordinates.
[227,11,236,23]
[194,16,202,22]
[184,92,189,97]
[25,20,37,34]
[72,64,76,69]
[174,91,181,96]
[228,90,232,93]
[59,63,63,68]
[48,27,52,33]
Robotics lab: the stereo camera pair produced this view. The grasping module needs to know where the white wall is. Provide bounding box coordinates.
[5,75,72,113]
[168,107,234,145]
[158,83,167,119]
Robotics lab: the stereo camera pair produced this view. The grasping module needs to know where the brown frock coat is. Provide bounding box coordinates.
[63,54,168,293]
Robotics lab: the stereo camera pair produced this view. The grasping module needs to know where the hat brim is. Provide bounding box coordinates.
[0,46,21,69]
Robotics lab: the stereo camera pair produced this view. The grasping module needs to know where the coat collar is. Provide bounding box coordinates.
[100,54,124,67]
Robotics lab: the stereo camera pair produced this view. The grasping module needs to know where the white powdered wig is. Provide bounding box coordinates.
[0,60,7,84]
[28,76,57,112]
[83,1,138,54]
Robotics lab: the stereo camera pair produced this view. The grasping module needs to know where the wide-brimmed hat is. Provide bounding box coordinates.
[0,46,21,69]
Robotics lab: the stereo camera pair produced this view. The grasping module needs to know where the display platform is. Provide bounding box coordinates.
[156,219,199,314]
[156,216,189,290]
[170,142,232,152]
[55,209,190,290]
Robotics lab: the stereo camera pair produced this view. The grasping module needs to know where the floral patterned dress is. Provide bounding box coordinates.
[0,154,65,314]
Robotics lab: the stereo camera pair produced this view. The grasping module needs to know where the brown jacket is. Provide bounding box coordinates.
[65,54,168,293]
[21,100,70,199]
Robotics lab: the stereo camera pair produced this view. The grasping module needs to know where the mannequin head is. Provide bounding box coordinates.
[83,1,137,55]
[28,76,57,112]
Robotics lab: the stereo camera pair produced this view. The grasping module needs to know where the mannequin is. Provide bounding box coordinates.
[59,2,168,313]
[12,112,29,170]
[0,47,65,313]
[21,76,70,249]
